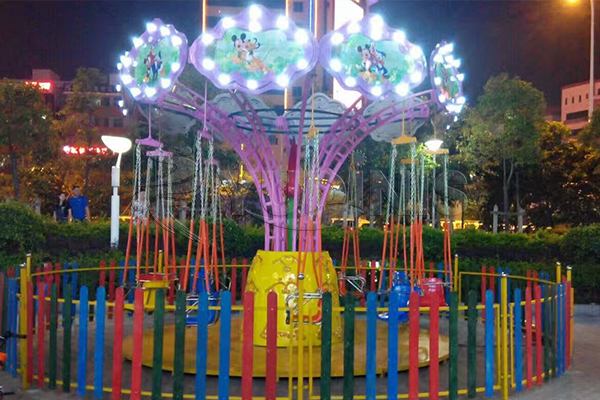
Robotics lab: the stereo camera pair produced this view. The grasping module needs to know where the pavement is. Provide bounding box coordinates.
[1,315,598,400]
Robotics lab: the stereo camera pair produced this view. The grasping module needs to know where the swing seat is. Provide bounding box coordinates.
[338,273,366,298]
[285,291,323,326]
[185,291,220,326]
[378,272,411,323]
[419,278,448,307]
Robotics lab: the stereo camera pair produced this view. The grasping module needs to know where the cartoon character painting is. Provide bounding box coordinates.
[231,33,273,74]
[357,42,388,79]
[143,46,163,83]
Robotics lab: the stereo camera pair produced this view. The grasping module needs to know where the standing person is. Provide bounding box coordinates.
[69,186,90,222]
[53,192,71,223]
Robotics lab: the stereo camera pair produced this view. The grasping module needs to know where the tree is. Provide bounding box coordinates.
[0,80,52,200]
[456,74,546,231]
[523,121,600,227]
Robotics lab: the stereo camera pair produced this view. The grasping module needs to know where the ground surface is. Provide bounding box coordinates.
[1,315,598,399]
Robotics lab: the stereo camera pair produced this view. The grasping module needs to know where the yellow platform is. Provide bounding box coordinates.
[122,318,450,377]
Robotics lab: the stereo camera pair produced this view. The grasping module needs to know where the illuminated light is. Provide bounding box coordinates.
[276,74,290,87]
[445,54,455,63]
[297,58,309,70]
[133,37,143,48]
[433,54,443,63]
[117,63,123,71]
[122,109,129,116]
[425,138,443,152]
[454,116,459,122]
[457,96,466,105]
[144,87,157,97]
[118,100,124,108]
[295,29,309,44]
[345,77,357,87]
[120,55,132,68]
[434,77,442,85]
[25,81,52,91]
[457,73,465,82]
[395,82,410,96]
[249,20,262,33]
[115,84,122,92]
[452,59,461,68]
[148,36,153,43]
[369,14,384,26]
[393,30,406,44]
[121,74,133,85]
[410,71,422,83]
[218,74,231,85]
[63,146,70,153]
[331,32,344,45]
[102,135,132,154]
[410,45,423,60]
[249,4,262,19]
[347,21,361,34]
[171,62,181,72]
[201,33,214,45]
[276,16,289,30]
[202,58,215,70]
[371,86,383,97]
[146,22,157,33]
[161,78,171,89]
[370,27,383,40]
[171,35,183,46]
[222,17,236,29]
[438,94,447,103]
[132,61,138,67]
[446,125,451,130]
[160,26,171,36]
[78,147,85,155]
[247,79,258,90]
[440,43,454,54]
[330,59,343,72]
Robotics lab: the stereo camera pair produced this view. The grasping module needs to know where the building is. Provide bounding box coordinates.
[560,80,600,132]
[13,69,132,140]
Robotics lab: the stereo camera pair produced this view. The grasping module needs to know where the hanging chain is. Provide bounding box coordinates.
[410,143,416,223]
[144,158,152,221]
[207,139,216,222]
[385,144,397,225]
[191,133,202,221]
[444,153,449,219]
[398,164,405,225]
[157,153,165,220]
[419,155,425,219]
[167,157,173,219]
[217,165,223,224]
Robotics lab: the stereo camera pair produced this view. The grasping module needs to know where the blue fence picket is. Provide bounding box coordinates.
[218,291,232,400]
[387,291,399,400]
[195,292,208,400]
[485,290,494,398]
[506,267,511,304]
[366,292,377,400]
[379,268,386,308]
[127,261,135,303]
[77,286,89,396]
[514,289,523,392]
[94,287,106,399]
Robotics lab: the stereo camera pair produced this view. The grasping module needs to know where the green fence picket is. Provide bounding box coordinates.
[449,292,459,400]
[49,284,57,390]
[343,293,355,400]
[320,292,332,400]
[62,284,72,392]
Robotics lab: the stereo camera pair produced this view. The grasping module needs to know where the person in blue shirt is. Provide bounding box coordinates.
[68,186,90,221]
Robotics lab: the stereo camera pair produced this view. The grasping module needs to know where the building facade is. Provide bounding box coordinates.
[560,80,600,132]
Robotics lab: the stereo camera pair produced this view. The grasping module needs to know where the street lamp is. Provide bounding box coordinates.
[568,0,595,120]
[101,135,132,249]
[424,137,449,228]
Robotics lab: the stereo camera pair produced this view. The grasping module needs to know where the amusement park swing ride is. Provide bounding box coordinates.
[116,5,466,376]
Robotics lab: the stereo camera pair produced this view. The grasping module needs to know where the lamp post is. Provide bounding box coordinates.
[425,138,447,228]
[101,135,132,249]
[569,0,595,119]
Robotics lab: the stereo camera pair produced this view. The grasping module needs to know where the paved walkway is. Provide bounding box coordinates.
[1,316,598,399]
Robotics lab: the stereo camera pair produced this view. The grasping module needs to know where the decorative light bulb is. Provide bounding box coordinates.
[171,36,183,46]
[277,74,290,87]
[144,87,157,97]
[331,32,344,45]
[457,73,465,82]
[295,29,309,44]
[122,109,129,116]
[222,17,235,29]
[201,33,214,45]
[393,30,406,44]
[371,86,382,97]
[434,77,442,85]
[115,84,122,92]
[438,94,447,103]
[130,87,141,98]
[410,71,422,83]
[249,20,262,33]
[247,80,258,90]
[457,96,466,105]
[297,59,309,70]
[276,16,289,30]
[433,54,443,63]
[202,58,215,70]
[171,62,181,72]
[133,37,143,48]
[249,4,262,19]
[160,26,171,36]
[330,59,342,72]
[161,78,171,89]
[347,21,361,34]
[218,74,231,85]
[146,22,157,33]
[410,45,423,60]
[345,77,357,87]
[395,83,410,96]
[121,75,132,85]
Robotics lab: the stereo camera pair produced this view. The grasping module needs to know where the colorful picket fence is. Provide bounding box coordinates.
[0,258,574,400]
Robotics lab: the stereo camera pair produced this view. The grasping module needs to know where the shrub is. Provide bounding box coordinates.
[0,202,45,255]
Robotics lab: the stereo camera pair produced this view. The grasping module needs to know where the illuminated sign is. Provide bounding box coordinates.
[63,146,109,156]
[25,81,52,91]
[332,0,363,107]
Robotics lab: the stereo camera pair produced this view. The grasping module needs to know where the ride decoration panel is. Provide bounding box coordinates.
[189,5,319,94]
[319,15,427,100]
[118,18,188,104]
[430,42,465,114]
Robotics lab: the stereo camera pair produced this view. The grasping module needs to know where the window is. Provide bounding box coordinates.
[268,135,278,145]
[293,1,303,12]
[566,110,588,120]
[103,118,109,127]
[587,93,589,99]
[579,95,582,102]
[113,98,121,107]
[102,97,110,107]
[292,86,302,97]
[92,117,99,127]
[113,118,123,128]
[572,97,575,104]
[565,97,568,105]
[597,88,600,95]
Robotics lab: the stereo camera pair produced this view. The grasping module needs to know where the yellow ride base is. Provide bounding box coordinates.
[122,318,449,377]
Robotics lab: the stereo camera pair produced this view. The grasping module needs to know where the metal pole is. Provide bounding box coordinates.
[110,165,121,249]
[590,0,595,119]
[432,154,436,228]
[501,272,509,400]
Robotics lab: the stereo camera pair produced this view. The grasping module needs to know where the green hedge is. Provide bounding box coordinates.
[0,203,598,303]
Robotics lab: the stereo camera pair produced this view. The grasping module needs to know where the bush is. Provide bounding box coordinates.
[0,202,45,255]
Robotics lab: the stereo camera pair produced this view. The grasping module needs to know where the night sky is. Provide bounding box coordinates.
[0,0,597,105]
